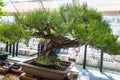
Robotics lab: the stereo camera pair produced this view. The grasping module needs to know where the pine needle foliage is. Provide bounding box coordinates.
[14,4,120,56]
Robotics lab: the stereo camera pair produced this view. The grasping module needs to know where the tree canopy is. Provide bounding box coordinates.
[0,0,31,45]
[14,4,120,55]
[0,22,31,44]
[0,0,7,18]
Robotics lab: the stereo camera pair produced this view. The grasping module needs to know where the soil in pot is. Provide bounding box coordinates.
[30,55,71,71]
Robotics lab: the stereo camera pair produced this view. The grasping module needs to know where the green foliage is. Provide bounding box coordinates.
[0,23,31,44]
[14,4,120,55]
[0,0,8,43]
[60,4,120,55]
[0,0,8,37]
[34,56,60,66]
[0,0,7,18]
[0,51,4,54]
[34,55,68,70]
[14,9,68,37]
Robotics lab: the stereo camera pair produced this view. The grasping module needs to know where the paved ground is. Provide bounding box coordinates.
[0,73,19,80]
[0,63,119,80]
[71,64,120,80]
[3,54,120,80]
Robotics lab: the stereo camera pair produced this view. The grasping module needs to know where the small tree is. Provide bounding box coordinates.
[14,4,120,68]
[0,0,7,18]
[0,0,8,52]
[0,0,7,39]
[0,22,31,57]
[0,22,31,44]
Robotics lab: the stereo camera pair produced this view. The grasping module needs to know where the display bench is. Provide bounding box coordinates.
[0,61,89,80]
[0,61,78,80]
[0,47,5,52]
[0,46,37,56]
[18,48,37,56]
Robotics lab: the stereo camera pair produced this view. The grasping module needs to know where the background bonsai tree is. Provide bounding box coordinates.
[0,0,8,40]
[14,4,120,69]
[0,0,7,17]
[0,22,31,56]
[0,23,31,45]
[0,0,8,52]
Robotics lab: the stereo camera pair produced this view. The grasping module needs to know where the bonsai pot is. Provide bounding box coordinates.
[0,52,9,60]
[0,60,10,73]
[18,59,71,80]
[0,66,9,74]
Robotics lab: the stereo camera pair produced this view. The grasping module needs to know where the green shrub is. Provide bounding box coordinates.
[0,51,4,54]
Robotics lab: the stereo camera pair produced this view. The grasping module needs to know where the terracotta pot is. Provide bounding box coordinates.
[0,66,9,74]
[18,60,71,80]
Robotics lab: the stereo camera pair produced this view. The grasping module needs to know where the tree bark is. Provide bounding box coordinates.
[16,42,18,56]
[83,44,87,69]
[12,43,15,57]
[100,50,104,72]
[39,35,81,56]
[9,44,12,55]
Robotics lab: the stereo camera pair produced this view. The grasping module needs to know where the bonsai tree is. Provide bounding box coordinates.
[0,23,31,45]
[0,0,11,59]
[14,4,120,69]
[0,22,31,56]
[0,0,8,52]
[0,0,7,18]
[0,0,8,40]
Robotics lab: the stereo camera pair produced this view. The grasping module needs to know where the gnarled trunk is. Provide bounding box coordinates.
[39,35,80,56]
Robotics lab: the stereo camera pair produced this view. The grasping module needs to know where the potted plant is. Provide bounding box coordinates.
[0,0,31,57]
[0,0,9,61]
[14,4,120,80]
[0,22,31,57]
[0,51,9,60]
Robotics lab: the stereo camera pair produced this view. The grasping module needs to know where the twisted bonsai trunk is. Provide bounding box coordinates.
[33,34,80,70]
[39,34,80,56]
